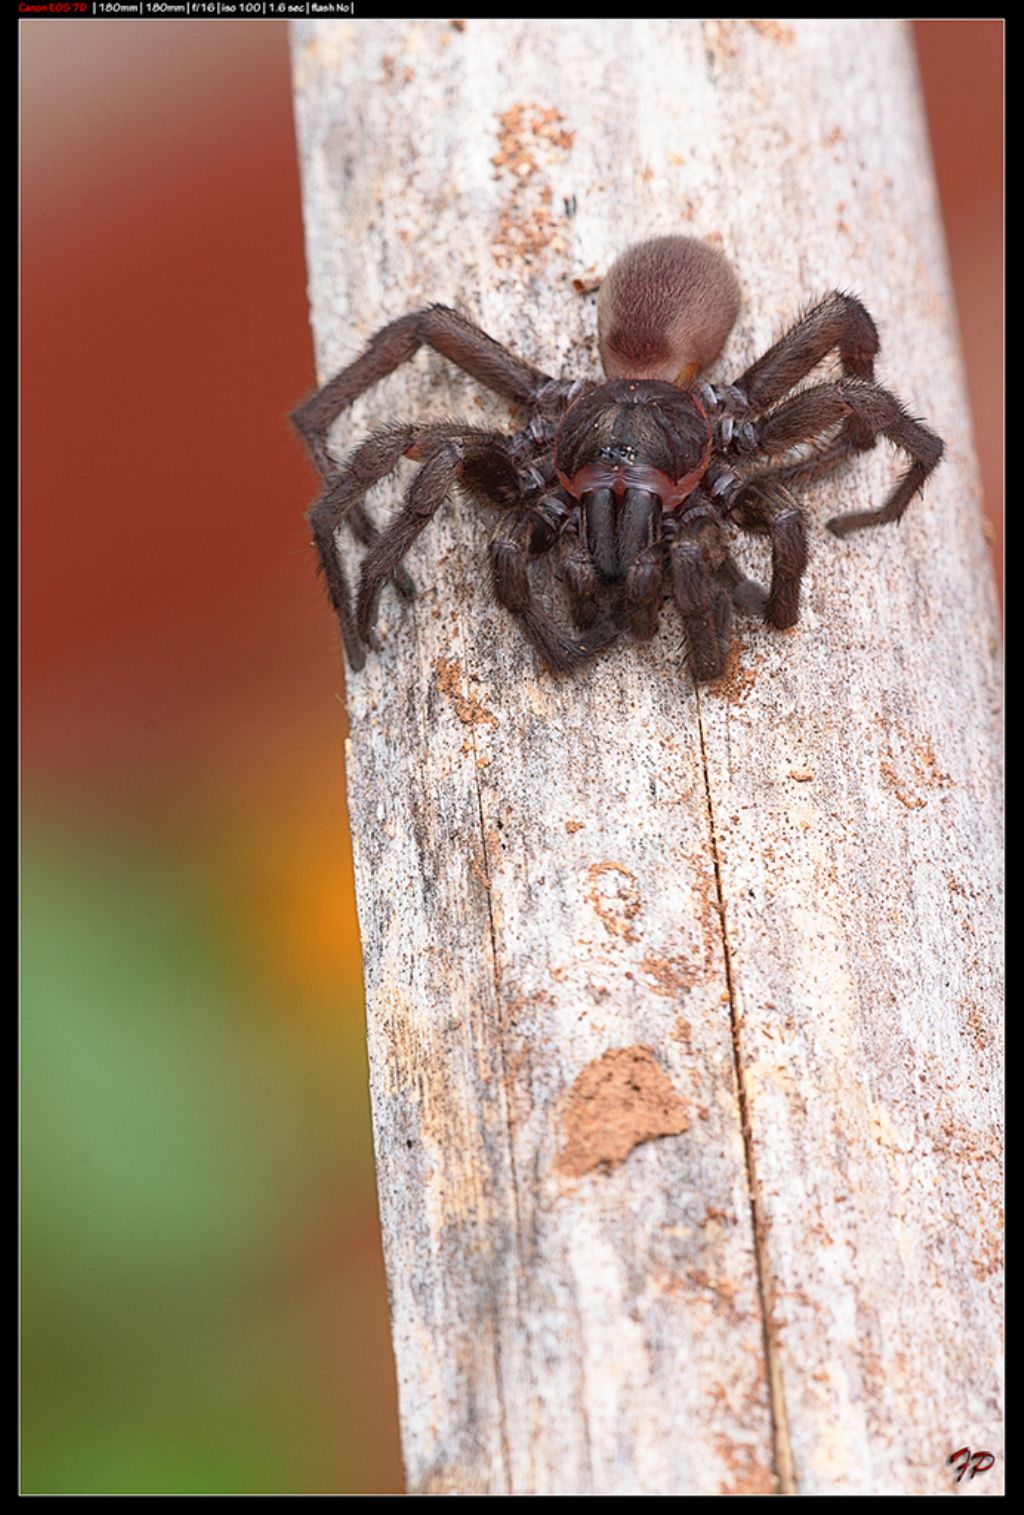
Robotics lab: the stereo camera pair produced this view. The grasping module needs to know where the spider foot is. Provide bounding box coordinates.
[392,565,418,600]
[717,553,769,617]
[730,576,770,616]
[827,509,880,538]
[564,616,622,669]
[521,605,621,674]
[684,601,730,683]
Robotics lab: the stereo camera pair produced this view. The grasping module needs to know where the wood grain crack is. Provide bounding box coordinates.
[463,656,532,1495]
[694,684,796,1497]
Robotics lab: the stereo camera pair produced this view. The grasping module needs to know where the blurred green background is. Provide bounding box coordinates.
[20,17,1001,1496]
[20,19,401,1494]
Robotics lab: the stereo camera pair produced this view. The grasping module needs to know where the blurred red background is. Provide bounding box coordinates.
[20,18,1002,1495]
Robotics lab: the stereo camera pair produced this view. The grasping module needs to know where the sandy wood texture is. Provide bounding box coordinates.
[290,18,1002,1496]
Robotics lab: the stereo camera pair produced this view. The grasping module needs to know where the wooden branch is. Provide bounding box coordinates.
[291,18,1002,1496]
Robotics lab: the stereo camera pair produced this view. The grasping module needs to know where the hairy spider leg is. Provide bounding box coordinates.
[728,478,809,629]
[733,291,882,471]
[351,432,615,670]
[753,379,944,537]
[715,550,771,616]
[309,421,505,668]
[293,305,555,473]
[559,515,602,629]
[736,291,880,408]
[294,306,559,667]
[490,503,622,672]
[669,503,732,681]
[354,433,521,648]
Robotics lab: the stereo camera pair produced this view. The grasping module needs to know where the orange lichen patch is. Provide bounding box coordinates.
[469,850,490,891]
[913,743,952,789]
[433,656,497,726]
[564,819,585,833]
[671,1016,693,1043]
[702,19,741,71]
[788,767,815,782]
[585,861,642,941]
[875,715,954,809]
[688,1265,742,1308]
[959,997,996,1055]
[713,1426,776,1495]
[690,861,723,979]
[491,103,575,269]
[879,761,926,810]
[716,627,762,703]
[556,1045,688,1177]
[640,953,693,998]
[972,1210,1004,1282]
[749,18,796,44]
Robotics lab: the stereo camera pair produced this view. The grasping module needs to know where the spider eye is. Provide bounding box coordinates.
[597,443,638,466]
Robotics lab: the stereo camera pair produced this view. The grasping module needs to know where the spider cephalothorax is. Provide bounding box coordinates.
[294,235,944,680]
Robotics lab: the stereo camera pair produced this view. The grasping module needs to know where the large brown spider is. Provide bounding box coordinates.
[294,236,944,680]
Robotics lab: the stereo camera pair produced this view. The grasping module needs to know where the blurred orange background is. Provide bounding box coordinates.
[20,18,1002,1495]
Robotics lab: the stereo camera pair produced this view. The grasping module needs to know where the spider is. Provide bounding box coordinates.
[294,236,944,680]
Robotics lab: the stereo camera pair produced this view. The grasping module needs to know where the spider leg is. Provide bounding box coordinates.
[729,479,809,629]
[308,426,420,665]
[293,305,556,483]
[490,506,621,673]
[752,379,944,537]
[669,511,731,681]
[752,428,869,497]
[560,516,602,628]
[625,544,665,640]
[310,422,512,666]
[346,505,417,602]
[354,434,523,649]
[734,291,880,411]
[718,552,770,616]
[327,425,479,602]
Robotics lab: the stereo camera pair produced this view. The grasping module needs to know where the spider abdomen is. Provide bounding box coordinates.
[597,236,741,384]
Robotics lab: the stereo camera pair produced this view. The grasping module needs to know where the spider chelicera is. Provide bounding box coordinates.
[294,236,944,680]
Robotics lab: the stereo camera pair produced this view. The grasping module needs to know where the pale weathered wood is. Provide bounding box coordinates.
[291,18,1002,1496]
